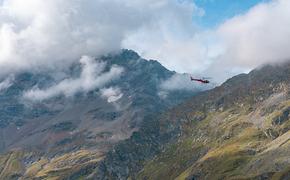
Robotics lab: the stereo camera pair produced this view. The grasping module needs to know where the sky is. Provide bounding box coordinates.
[0,0,290,88]
[194,0,269,27]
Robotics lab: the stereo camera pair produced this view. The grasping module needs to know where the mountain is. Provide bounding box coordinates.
[96,62,290,180]
[0,50,200,179]
[1,51,289,180]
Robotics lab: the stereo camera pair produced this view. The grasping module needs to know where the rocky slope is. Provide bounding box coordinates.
[1,51,289,180]
[0,50,201,179]
[97,62,290,180]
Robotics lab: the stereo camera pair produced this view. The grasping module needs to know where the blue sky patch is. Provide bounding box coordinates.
[193,0,269,28]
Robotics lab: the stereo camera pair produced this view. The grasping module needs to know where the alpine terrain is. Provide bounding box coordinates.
[0,50,201,179]
[96,62,290,180]
[0,51,289,180]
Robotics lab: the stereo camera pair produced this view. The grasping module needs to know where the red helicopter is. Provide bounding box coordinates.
[190,76,210,84]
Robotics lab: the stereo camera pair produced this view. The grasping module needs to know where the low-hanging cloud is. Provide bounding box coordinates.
[0,74,14,92]
[23,56,124,101]
[160,73,214,92]
[100,87,123,103]
[158,73,216,97]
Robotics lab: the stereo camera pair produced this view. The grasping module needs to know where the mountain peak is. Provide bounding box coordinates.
[0,51,196,155]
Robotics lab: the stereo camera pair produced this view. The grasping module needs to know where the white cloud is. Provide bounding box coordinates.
[124,0,290,82]
[0,0,201,76]
[100,87,123,103]
[0,74,13,92]
[216,0,290,68]
[23,56,124,101]
[1,0,289,83]
[122,1,206,74]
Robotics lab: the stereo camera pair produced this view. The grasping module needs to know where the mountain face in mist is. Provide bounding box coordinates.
[0,50,198,154]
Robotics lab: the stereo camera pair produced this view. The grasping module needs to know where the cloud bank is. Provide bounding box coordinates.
[0,0,200,76]
[23,56,123,101]
[216,0,290,68]
[124,0,290,82]
[1,0,289,83]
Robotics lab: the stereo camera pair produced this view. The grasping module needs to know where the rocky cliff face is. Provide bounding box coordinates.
[97,62,290,180]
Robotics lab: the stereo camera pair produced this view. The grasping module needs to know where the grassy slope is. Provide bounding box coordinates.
[138,96,290,180]
[0,151,24,179]
[0,149,104,180]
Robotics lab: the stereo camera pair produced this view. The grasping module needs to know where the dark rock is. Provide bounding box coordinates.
[272,107,290,125]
